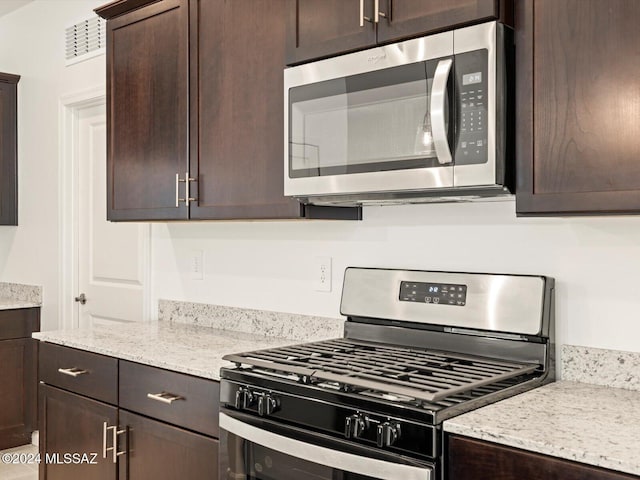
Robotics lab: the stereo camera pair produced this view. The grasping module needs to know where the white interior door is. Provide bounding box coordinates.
[76,103,149,328]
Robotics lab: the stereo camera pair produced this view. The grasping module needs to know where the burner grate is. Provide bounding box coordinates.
[223,339,539,403]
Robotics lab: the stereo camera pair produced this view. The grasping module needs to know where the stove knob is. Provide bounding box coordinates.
[376,422,401,448]
[243,390,255,409]
[234,388,244,409]
[234,388,255,410]
[345,414,369,439]
[257,393,278,417]
[265,394,279,415]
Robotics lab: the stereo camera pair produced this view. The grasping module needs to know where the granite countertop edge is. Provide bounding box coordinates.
[443,381,640,476]
[0,298,41,310]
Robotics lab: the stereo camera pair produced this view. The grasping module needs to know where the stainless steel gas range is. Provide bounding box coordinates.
[219,267,555,480]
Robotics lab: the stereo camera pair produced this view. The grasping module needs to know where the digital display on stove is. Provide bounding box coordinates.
[399,281,467,306]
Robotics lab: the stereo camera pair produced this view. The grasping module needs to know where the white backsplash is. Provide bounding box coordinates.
[0,282,42,304]
[562,345,640,391]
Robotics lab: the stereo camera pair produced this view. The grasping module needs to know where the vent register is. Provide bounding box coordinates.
[65,16,105,64]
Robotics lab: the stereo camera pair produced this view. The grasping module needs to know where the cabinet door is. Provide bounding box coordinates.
[39,385,118,480]
[286,0,377,65]
[119,410,218,480]
[0,338,36,450]
[106,0,189,220]
[190,0,303,219]
[516,0,640,215]
[447,435,637,480]
[376,0,509,44]
[0,74,19,226]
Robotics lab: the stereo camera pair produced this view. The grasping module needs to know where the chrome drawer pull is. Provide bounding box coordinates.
[58,367,88,377]
[147,392,184,404]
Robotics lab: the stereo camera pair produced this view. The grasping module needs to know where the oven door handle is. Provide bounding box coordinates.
[430,58,453,165]
[219,413,432,480]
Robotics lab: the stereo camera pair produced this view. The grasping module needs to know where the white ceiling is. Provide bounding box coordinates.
[0,0,34,18]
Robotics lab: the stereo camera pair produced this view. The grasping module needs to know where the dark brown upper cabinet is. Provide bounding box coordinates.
[516,0,640,215]
[286,0,513,65]
[96,0,360,221]
[0,73,20,226]
[189,0,302,220]
[97,0,189,221]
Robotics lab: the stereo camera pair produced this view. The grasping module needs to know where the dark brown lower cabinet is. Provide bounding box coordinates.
[0,339,37,450]
[447,435,638,480]
[0,308,39,450]
[39,385,118,480]
[38,343,220,479]
[119,410,218,479]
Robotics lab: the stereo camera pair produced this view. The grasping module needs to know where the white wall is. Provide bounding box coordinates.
[0,0,106,329]
[152,200,640,353]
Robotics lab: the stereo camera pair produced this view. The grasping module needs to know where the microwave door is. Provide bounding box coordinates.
[285,58,455,198]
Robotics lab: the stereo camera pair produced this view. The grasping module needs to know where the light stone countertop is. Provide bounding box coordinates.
[444,381,640,476]
[33,321,315,381]
[0,298,41,310]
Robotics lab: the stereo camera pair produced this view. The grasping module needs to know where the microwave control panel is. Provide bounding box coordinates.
[455,49,488,165]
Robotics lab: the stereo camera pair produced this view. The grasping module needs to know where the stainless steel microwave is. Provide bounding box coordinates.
[284,22,513,206]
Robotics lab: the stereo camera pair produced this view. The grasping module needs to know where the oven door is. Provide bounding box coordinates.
[219,411,434,480]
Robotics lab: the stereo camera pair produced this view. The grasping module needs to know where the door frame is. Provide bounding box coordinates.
[58,87,151,330]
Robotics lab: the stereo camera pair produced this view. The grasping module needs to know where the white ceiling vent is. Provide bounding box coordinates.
[65,16,106,66]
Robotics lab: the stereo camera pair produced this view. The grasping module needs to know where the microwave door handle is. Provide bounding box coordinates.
[219,413,431,480]
[430,58,453,165]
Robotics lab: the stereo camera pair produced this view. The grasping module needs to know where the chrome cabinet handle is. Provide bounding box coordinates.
[176,173,197,207]
[430,58,454,165]
[379,0,391,21]
[104,424,126,463]
[175,173,180,207]
[102,421,108,459]
[57,367,88,377]
[147,392,184,404]
[359,0,372,26]
[374,0,379,23]
[113,426,126,463]
[184,171,197,207]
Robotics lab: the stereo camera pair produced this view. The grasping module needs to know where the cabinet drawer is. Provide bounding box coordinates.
[119,361,219,437]
[0,308,40,340]
[39,343,118,405]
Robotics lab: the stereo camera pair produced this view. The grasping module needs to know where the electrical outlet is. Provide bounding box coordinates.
[190,249,204,280]
[315,256,332,292]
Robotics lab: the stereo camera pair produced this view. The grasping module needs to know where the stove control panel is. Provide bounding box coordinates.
[220,379,438,459]
[400,281,467,306]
